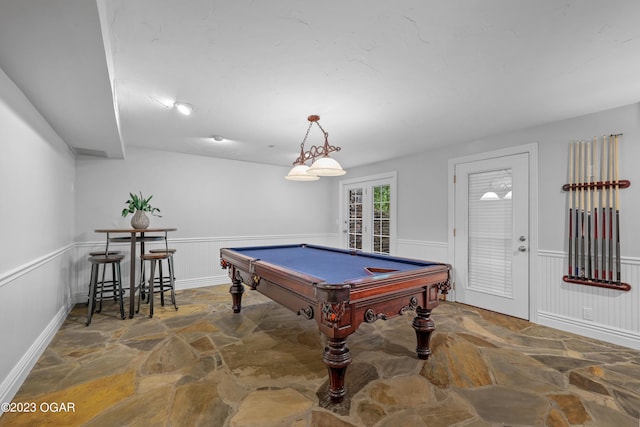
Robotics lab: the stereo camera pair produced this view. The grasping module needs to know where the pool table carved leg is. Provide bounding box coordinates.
[323,337,351,402]
[412,306,435,359]
[229,273,244,313]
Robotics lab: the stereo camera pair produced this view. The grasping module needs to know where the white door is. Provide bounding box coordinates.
[454,153,530,319]
[341,174,396,254]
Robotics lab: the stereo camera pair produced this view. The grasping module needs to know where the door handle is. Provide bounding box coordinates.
[518,246,527,252]
[519,235,527,242]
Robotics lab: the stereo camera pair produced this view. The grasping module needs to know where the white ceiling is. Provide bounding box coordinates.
[1,1,640,169]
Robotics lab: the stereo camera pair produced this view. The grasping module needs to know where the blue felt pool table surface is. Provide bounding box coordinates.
[228,244,440,284]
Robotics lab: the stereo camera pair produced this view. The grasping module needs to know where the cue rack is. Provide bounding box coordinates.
[562,134,631,291]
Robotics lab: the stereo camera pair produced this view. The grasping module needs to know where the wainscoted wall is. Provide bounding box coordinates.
[537,250,640,350]
[396,239,449,264]
[73,237,640,350]
[72,234,340,302]
[0,246,75,406]
[3,236,639,409]
[0,234,338,406]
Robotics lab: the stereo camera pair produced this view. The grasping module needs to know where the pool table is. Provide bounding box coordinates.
[219,244,451,402]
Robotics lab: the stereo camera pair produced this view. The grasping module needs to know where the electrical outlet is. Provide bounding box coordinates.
[583,307,593,321]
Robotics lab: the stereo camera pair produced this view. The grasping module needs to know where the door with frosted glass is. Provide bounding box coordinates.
[454,153,529,319]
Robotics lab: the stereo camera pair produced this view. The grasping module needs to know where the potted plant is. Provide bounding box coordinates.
[121,191,161,229]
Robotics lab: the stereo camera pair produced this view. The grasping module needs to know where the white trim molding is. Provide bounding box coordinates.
[537,311,640,350]
[0,244,73,288]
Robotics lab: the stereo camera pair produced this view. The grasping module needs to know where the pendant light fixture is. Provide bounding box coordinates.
[285,115,346,181]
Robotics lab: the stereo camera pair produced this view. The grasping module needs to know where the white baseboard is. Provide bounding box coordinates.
[537,310,640,351]
[0,302,73,407]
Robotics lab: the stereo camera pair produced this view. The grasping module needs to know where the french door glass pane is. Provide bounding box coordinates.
[348,189,363,250]
[372,185,391,254]
[468,169,513,297]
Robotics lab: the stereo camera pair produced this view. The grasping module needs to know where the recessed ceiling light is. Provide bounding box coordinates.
[212,135,224,142]
[174,102,193,116]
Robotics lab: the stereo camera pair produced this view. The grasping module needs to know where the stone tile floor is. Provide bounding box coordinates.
[1,284,639,426]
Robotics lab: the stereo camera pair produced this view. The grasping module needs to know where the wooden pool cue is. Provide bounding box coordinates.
[568,142,574,277]
[574,142,580,277]
[608,135,614,281]
[580,141,586,277]
[600,135,607,282]
[615,134,621,284]
[592,138,599,280]
[586,139,592,280]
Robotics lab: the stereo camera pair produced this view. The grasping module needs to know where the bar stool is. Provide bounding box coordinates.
[86,254,125,326]
[137,252,177,318]
[149,248,177,307]
[86,251,122,306]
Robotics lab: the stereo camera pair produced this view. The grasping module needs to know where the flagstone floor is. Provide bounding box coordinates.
[1,284,639,426]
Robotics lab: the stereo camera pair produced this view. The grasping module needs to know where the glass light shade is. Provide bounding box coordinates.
[285,164,319,181]
[503,191,512,200]
[308,156,346,176]
[480,191,499,200]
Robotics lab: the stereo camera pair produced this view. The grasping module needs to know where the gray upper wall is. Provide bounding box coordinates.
[345,102,640,256]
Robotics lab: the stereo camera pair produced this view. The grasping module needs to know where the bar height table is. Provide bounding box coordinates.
[95,228,177,318]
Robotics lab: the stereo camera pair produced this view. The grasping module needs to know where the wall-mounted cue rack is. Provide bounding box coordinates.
[562,134,631,291]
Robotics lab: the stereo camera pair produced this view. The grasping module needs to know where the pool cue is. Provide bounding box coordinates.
[608,135,614,281]
[593,138,599,280]
[600,136,607,282]
[580,141,586,277]
[574,142,580,277]
[568,142,574,277]
[614,134,621,284]
[586,139,592,280]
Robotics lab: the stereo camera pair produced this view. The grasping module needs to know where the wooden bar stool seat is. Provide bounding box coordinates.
[108,236,165,243]
[86,254,125,326]
[86,251,123,303]
[89,250,122,256]
[149,248,176,254]
[137,252,178,318]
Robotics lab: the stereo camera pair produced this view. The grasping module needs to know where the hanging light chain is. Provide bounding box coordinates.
[292,116,341,166]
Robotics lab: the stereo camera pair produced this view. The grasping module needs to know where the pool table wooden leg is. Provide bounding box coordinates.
[229,275,244,313]
[412,306,435,359]
[323,337,352,402]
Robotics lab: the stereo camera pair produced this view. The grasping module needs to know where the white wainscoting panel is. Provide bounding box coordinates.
[397,239,449,263]
[537,250,640,350]
[0,245,75,407]
[73,234,339,302]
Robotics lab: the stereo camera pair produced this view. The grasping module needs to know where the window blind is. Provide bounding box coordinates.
[467,169,513,297]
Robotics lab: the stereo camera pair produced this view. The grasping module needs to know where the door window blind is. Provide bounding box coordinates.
[467,169,513,297]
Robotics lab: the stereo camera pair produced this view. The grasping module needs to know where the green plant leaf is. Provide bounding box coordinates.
[121,191,161,217]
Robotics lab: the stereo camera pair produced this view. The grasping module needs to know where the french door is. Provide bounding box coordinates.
[453,152,530,319]
[341,173,396,254]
